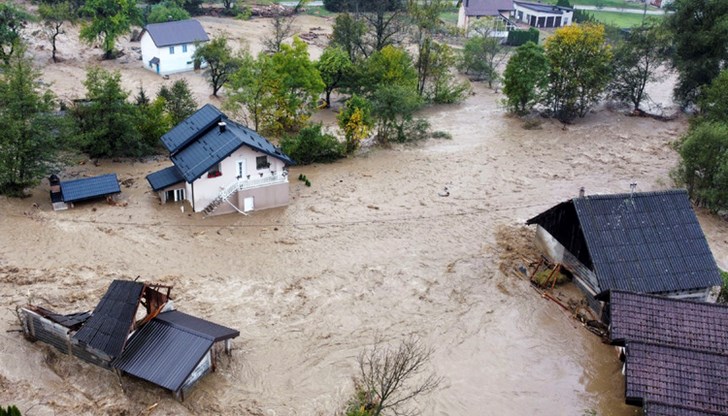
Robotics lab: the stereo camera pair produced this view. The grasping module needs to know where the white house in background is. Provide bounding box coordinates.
[650,0,672,8]
[146,104,294,216]
[513,1,573,28]
[457,0,517,37]
[140,19,209,76]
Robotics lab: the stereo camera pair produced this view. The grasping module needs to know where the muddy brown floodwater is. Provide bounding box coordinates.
[2,9,728,416]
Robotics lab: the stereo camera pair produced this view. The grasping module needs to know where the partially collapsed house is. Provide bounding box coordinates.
[526,190,722,312]
[146,104,294,216]
[49,173,121,211]
[19,280,239,399]
[601,290,728,416]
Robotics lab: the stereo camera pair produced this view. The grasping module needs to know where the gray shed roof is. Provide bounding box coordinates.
[514,1,572,14]
[112,310,239,393]
[143,19,209,48]
[73,280,144,359]
[527,190,722,295]
[146,166,185,192]
[463,0,514,16]
[162,104,294,183]
[60,174,121,203]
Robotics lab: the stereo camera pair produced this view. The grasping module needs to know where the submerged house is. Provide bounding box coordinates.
[140,19,209,75]
[19,280,239,399]
[49,173,121,211]
[457,0,517,36]
[146,104,294,216]
[513,1,573,28]
[526,190,722,311]
[602,290,728,415]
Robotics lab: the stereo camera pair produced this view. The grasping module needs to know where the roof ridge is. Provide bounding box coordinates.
[154,313,215,341]
[610,290,728,312]
[573,189,688,201]
[627,340,728,359]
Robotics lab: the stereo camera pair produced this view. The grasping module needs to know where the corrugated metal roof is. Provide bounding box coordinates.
[156,310,239,342]
[625,342,728,415]
[464,0,514,16]
[143,19,209,48]
[164,104,294,183]
[46,311,91,329]
[514,1,571,14]
[146,166,185,191]
[73,280,144,359]
[60,174,121,203]
[528,190,722,294]
[607,291,728,355]
[113,319,213,392]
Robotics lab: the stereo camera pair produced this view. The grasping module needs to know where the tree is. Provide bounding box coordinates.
[357,0,407,56]
[70,67,149,157]
[158,79,197,125]
[39,2,78,63]
[608,21,668,112]
[371,84,423,143]
[675,122,728,211]
[0,4,29,65]
[426,43,468,104]
[225,51,277,132]
[0,45,61,196]
[331,13,366,62]
[146,1,190,24]
[503,41,549,115]
[134,91,171,151]
[359,45,417,96]
[338,94,374,153]
[193,36,241,96]
[699,70,728,122]
[79,0,141,60]
[316,46,353,108]
[459,33,507,88]
[263,15,295,53]
[347,337,441,416]
[544,23,612,122]
[408,0,449,97]
[280,123,344,164]
[665,0,728,106]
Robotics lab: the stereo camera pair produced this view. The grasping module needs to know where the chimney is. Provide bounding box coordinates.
[218,121,227,133]
[578,187,585,198]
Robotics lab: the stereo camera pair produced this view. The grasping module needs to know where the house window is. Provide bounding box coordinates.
[207,163,222,178]
[165,188,185,202]
[256,156,270,170]
[182,44,188,53]
[169,46,175,54]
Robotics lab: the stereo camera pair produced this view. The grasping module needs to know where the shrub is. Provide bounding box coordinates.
[280,123,345,165]
[338,94,374,154]
[674,122,728,211]
[506,28,539,47]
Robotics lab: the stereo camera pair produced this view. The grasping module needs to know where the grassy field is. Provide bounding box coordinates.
[543,0,658,10]
[589,10,662,27]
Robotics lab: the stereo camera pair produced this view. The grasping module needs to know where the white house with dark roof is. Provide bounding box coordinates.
[457,0,517,36]
[140,19,209,75]
[146,104,294,216]
[513,1,573,28]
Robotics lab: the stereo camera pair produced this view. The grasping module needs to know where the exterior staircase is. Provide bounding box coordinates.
[202,173,288,215]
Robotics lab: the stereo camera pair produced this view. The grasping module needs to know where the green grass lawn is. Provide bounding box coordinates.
[440,11,459,25]
[543,0,658,10]
[589,10,663,28]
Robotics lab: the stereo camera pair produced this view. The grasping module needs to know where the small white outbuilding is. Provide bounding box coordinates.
[140,19,209,76]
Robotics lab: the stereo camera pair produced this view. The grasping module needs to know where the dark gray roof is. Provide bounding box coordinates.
[624,342,728,415]
[607,291,728,355]
[143,19,209,48]
[73,280,144,359]
[514,1,572,13]
[162,104,294,183]
[60,174,121,203]
[644,402,722,416]
[46,311,91,329]
[146,166,185,192]
[463,0,514,16]
[112,311,238,392]
[527,190,722,295]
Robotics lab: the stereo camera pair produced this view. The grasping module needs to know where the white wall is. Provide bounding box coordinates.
[514,4,573,27]
[190,146,288,212]
[140,32,205,76]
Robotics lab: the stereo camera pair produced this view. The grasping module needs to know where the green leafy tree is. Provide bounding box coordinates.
[338,94,374,153]
[371,84,423,143]
[664,0,728,106]
[503,41,549,115]
[699,70,728,122]
[71,67,148,157]
[459,34,507,88]
[0,4,30,65]
[675,122,728,211]
[158,79,197,125]
[79,0,141,60]
[358,45,417,96]
[225,51,277,132]
[608,21,668,111]
[0,405,22,416]
[0,45,61,196]
[134,92,171,152]
[330,13,366,61]
[408,0,449,97]
[280,123,344,164]
[193,36,241,96]
[544,23,612,122]
[316,46,353,108]
[146,1,190,24]
[427,42,469,104]
[39,2,78,63]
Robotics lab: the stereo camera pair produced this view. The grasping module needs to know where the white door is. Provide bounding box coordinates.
[243,197,254,212]
[236,160,246,179]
